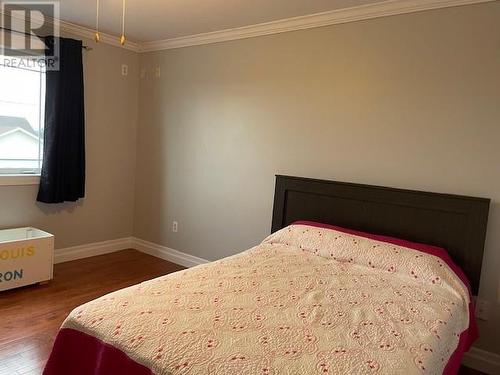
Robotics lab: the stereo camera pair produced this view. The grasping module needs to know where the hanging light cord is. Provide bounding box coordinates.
[94,0,100,42]
[120,0,126,45]
[95,0,127,46]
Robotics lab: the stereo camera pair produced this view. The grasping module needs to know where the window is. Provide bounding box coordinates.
[0,56,45,175]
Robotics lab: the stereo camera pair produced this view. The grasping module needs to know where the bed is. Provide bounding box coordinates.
[44,175,490,375]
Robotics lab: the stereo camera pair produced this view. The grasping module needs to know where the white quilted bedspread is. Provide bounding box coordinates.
[63,224,470,374]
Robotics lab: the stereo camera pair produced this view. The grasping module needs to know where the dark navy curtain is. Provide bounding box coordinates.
[37,37,85,203]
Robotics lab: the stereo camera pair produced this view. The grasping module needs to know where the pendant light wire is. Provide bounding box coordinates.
[94,0,100,42]
[120,0,126,45]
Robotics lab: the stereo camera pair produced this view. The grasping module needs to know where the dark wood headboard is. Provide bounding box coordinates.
[271,175,490,295]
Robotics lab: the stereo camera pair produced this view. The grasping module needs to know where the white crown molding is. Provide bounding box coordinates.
[1,0,495,53]
[139,0,495,52]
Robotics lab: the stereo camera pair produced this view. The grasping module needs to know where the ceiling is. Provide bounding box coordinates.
[54,0,383,42]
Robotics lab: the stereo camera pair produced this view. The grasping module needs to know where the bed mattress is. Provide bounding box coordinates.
[44,224,476,374]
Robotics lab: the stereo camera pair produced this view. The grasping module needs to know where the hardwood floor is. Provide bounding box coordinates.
[0,249,184,375]
[0,249,486,375]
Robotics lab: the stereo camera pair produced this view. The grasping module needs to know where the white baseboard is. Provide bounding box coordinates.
[54,237,500,374]
[131,237,209,268]
[54,237,133,264]
[53,236,208,268]
[463,347,500,374]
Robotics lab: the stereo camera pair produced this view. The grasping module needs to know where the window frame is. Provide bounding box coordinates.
[0,55,45,183]
[0,174,40,186]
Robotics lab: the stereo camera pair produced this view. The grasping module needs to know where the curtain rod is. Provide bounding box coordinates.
[0,26,92,50]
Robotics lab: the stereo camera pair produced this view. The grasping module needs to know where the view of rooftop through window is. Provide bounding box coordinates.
[0,56,45,174]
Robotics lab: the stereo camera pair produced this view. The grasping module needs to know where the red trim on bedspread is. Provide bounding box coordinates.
[294,220,479,375]
[44,222,477,375]
[43,328,151,375]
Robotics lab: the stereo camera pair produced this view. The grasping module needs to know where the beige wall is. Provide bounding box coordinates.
[0,0,498,358]
[0,34,140,249]
[135,2,500,354]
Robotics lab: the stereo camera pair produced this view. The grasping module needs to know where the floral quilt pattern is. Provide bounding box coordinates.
[62,224,469,374]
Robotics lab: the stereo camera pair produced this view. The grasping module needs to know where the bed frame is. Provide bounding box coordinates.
[271,175,490,295]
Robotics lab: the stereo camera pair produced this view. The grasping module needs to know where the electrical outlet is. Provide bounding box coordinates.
[476,299,490,321]
[155,66,161,78]
[121,64,128,76]
[172,221,178,233]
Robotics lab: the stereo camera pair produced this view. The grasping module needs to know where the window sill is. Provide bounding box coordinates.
[0,175,40,186]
